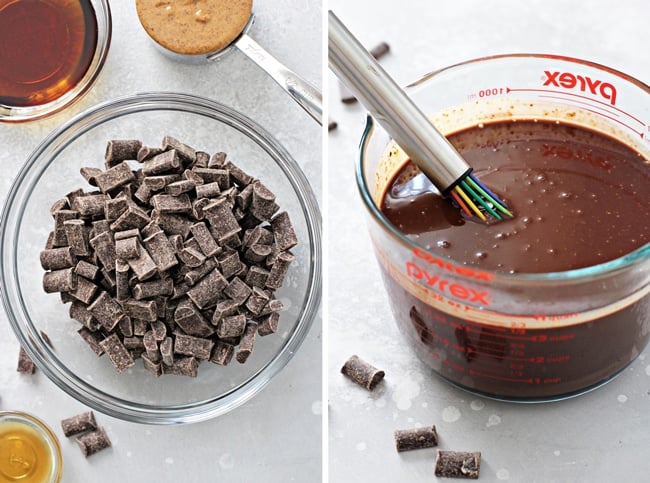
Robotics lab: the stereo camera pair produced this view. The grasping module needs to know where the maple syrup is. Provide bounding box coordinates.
[0,0,98,108]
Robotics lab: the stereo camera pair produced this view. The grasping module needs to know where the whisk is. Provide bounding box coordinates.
[328,12,513,222]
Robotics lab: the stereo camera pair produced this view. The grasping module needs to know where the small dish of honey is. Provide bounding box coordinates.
[0,411,63,483]
[0,0,111,122]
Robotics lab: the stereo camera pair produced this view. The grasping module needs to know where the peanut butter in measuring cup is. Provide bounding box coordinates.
[358,54,650,401]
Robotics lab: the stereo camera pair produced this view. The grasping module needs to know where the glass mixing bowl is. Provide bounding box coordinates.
[0,92,322,423]
[0,0,111,122]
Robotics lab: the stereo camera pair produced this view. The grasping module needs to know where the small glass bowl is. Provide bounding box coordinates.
[0,92,322,424]
[0,0,111,122]
[0,411,63,483]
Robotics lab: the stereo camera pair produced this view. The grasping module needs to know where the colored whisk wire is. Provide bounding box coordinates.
[451,173,513,221]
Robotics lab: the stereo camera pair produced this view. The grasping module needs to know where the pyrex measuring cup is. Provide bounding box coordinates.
[358,54,650,401]
[135,3,322,124]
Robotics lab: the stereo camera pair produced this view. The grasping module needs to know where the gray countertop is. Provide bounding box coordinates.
[327,1,650,482]
[0,1,321,482]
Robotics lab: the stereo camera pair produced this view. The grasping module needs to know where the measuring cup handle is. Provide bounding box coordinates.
[233,34,322,125]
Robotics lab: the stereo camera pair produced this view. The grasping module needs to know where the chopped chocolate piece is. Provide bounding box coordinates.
[90,219,111,237]
[65,189,86,207]
[192,197,210,220]
[115,259,130,301]
[64,219,91,256]
[225,161,254,187]
[72,193,109,218]
[260,298,284,316]
[185,257,217,286]
[217,314,247,339]
[104,198,129,222]
[115,236,140,260]
[174,333,214,360]
[223,277,252,304]
[105,139,142,167]
[183,168,205,185]
[341,355,385,391]
[192,167,229,188]
[110,205,150,232]
[40,246,76,270]
[142,149,181,176]
[266,251,294,289]
[76,427,112,457]
[257,312,279,336]
[210,341,234,365]
[17,347,36,374]
[162,135,197,164]
[88,291,124,331]
[151,210,193,238]
[69,301,99,330]
[53,209,79,246]
[151,193,193,214]
[194,181,220,199]
[80,167,103,187]
[235,322,257,363]
[89,231,116,270]
[328,120,338,131]
[61,411,97,437]
[174,299,214,337]
[434,451,481,479]
[163,356,199,377]
[99,268,116,292]
[134,182,154,204]
[78,327,104,356]
[143,174,182,191]
[186,267,227,309]
[99,333,135,373]
[271,211,298,250]
[150,320,167,341]
[126,245,158,281]
[75,260,100,281]
[137,145,165,162]
[118,316,134,337]
[245,286,270,315]
[245,243,272,263]
[94,162,136,193]
[50,198,69,215]
[133,278,174,299]
[218,249,241,279]
[141,352,163,376]
[212,299,239,324]
[245,265,270,288]
[123,337,144,350]
[208,151,227,168]
[121,299,157,322]
[178,247,206,268]
[165,179,195,196]
[114,228,141,241]
[203,198,241,242]
[249,181,279,221]
[160,336,174,366]
[142,231,178,272]
[394,426,438,452]
[143,330,159,355]
[69,276,98,304]
[190,222,220,257]
[132,319,148,336]
[43,267,77,293]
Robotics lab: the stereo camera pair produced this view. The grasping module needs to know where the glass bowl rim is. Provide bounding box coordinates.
[0,91,322,424]
[356,53,650,284]
[0,0,112,123]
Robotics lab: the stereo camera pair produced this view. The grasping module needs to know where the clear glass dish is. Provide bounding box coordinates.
[0,0,111,122]
[0,92,322,423]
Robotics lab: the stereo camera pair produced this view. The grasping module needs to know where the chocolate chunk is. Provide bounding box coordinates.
[394,425,438,452]
[72,193,109,218]
[165,179,195,196]
[74,260,100,281]
[80,167,103,187]
[271,211,298,250]
[244,244,272,264]
[133,278,174,299]
[162,135,197,164]
[245,286,270,315]
[151,210,193,238]
[94,162,136,193]
[151,193,192,214]
[115,236,140,260]
[208,151,227,168]
[235,322,257,363]
[63,219,91,256]
[186,267,227,309]
[142,149,181,176]
[217,314,247,339]
[224,161,254,187]
[141,353,162,376]
[218,249,242,279]
[328,120,338,131]
[53,209,79,246]
[185,257,217,286]
[143,174,182,191]
[69,302,99,330]
[174,299,214,337]
[192,167,229,188]
[210,341,234,365]
[61,411,97,437]
[68,276,98,304]
[212,299,239,325]
[77,327,104,356]
[17,347,36,374]
[223,277,251,305]
[137,145,165,162]
[118,316,134,337]
[76,427,112,457]
[109,205,150,232]
[43,267,77,293]
[434,451,481,479]
[178,247,206,268]
[40,246,75,270]
[163,356,199,377]
[126,245,158,281]
[105,139,143,167]
[142,231,178,272]
[114,229,141,241]
[203,198,241,242]
[160,337,174,366]
[249,181,279,221]
[245,265,270,288]
[341,355,385,391]
[174,333,214,360]
[257,312,279,336]
[115,259,130,301]
[99,333,135,373]
[266,251,294,289]
[190,222,220,257]
[121,299,157,322]
[194,182,220,199]
[89,231,116,271]
[88,291,124,331]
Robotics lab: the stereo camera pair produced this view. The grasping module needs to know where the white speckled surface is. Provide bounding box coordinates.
[328,1,650,482]
[0,1,321,482]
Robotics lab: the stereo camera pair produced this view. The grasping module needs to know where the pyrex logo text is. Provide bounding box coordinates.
[542,70,617,105]
[406,262,491,306]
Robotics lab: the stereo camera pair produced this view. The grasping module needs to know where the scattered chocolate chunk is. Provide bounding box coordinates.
[341,355,385,391]
[327,120,338,132]
[61,411,97,437]
[17,347,36,374]
[105,139,142,167]
[76,427,112,457]
[434,450,481,479]
[394,425,438,452]
[99,333,135,373]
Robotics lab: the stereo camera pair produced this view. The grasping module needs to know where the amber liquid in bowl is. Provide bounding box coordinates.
[0,420,56,483]
[379,120,650,399]
[0,0,97,107]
